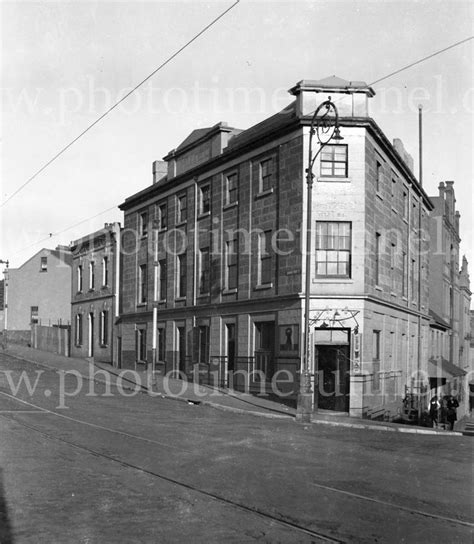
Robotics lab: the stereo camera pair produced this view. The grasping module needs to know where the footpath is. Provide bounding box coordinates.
[2,343,466,436]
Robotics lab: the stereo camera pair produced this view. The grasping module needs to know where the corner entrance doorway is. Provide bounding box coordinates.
[314,328,350,412]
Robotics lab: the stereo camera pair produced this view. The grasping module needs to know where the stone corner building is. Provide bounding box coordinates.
[117,76,434,419]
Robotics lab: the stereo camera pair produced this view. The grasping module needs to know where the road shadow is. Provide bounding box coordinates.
[0,468,15,544]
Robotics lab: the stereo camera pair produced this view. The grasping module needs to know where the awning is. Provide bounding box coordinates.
[428,358,466,379]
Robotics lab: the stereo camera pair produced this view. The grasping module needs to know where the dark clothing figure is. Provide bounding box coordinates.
[429,396,440,427]
[446,396,459,430]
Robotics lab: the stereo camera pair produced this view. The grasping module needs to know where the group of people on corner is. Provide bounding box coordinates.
[429,394,459,430]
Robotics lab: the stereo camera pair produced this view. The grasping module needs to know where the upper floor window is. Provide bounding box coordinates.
[376,160,382,192]
[102,257,109,286]
[89,262,95,290]
[199,247,210,295]
[157,202,167,230]
[77,264,83,292]
[225,173,238,205]
[403,190,409,219]
[258,230,272,285]
[40,257,47,272]
[177,253,187,298]
[139,211,148,237]
[390,242,396,291]
[259,158,274,192]
[225,239,238,290]
[199,184,210,215]
[375,232,381,286]
[158,258,167,301]
[138,264,147,304]
[315,222,351,277]
[177,194,187,223]
[320,145,348,177]
[157,327,166,361]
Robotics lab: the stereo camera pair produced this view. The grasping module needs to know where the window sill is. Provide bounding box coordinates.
[99,344,108,349]
[402,217,408,224]
[197,293,210,298]
[157,299,167,305]
[390,292,397,297]
[176,221,187,228]
[375,285,383,292]
[136,302,147,308]
[255,188,274,199]
[197,211,211,219]
[317,177,351,183]
[140,234,148,240]
[222,288,237,295]
[88,289,95,293]
[391,207,398,214]
[158,227,168,233]
[376,191,383,201]
[175,296,186,302]
[312,278,353,283]
[223,201,238,211]
[254,283,273,291]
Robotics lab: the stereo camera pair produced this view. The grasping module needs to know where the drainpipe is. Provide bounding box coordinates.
[417,105,423,418]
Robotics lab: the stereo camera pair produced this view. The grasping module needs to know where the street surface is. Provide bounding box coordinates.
[0,353,472,543]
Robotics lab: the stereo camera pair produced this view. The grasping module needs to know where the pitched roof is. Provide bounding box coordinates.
[176,127,214,152]
[428,357,466,378]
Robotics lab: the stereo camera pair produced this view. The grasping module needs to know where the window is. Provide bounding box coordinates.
[99,310,108,346]
[138,264,147,304]
[177,253,187,298]
[136,329,147,362]
[315,222,351,277]
[391,178,397,206]
[410,258,416,301]
[102,257,109,286]
[390,242,396,291]
[77,265,83,292]
[40,257,47,272]
[139,211,148,237]
[259,158,273,192]
[258,230,272,285]
[373,330,381,391]
[225,239,238,290]
[375,232,381,285]
[75,314,83,346]
[89,262,95,290]
[199,248,210,295]
[375,160,382,192]
[177,194,187,223]
[199,184,210,215]
[30,306,39,325]
[158,327,166,361]
[157,202,167,230]
[402,252,407,297]
[320,145,348,177]
[198,325,210,364]
[225,173,238,205]
[403,190,409,219]
[158,258,167,301]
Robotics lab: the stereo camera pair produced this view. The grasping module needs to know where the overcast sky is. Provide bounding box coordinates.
[1,0,473,274]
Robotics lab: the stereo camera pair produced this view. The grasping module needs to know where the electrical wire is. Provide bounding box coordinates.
[1,0,240,208]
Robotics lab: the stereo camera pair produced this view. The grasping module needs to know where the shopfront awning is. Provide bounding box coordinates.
[428,357,466,379]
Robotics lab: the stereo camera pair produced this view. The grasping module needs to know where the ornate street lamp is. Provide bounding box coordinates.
[296,97,343,423]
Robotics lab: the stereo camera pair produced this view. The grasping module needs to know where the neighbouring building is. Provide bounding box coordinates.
[427,181,471,416]
[0,279,4,331]
[70,223,121,364]
[6,247,72,332]
[118,76,434,419]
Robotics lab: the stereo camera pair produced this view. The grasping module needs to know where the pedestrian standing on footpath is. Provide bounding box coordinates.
[446,395,459,431]
[429,395,440,428]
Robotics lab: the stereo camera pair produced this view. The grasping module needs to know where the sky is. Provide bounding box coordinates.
[1,0,473,275]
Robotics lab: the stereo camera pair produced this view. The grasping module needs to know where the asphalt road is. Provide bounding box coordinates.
[0,353,472,544]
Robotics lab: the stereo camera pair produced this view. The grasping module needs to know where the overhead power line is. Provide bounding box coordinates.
[370,35,473,86]
[1,0,240,208]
